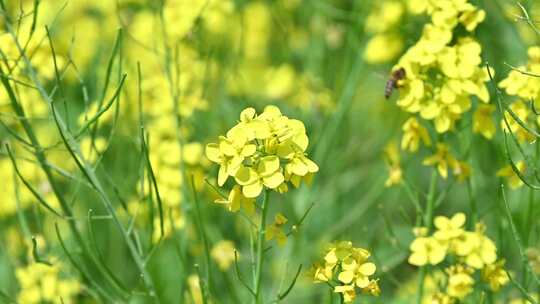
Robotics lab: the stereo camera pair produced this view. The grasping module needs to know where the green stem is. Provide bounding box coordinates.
[425,170,439,231]
[417,170,438,304]
[522,138,539,286]
[524,139,539,247]
[191,176,212,300]
[254,190,270,304]
[466,178,478,229]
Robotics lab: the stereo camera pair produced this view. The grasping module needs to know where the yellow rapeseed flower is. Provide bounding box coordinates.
[408,236,447,266]
[445,264,474,300]
[433,212,466,242]
[266,213,288,246]
[215,185,255,214]
[401,117,432,152]
[422,143,458,179]
[500,47,540,101]
[16,261,81,304]
[383,142,403,187]
[497,161,526,189]
[473,104,496,139]
[482,260,509,291]
[206,106,318,201]
[312,241,380,302]
[211,240,237,271]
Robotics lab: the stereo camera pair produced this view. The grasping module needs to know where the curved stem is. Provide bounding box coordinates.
[254,190,270,303]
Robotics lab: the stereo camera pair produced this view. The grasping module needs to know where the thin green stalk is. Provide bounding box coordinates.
[0,64,120,301]
[254,190,270,304]
[190,176,212,300]
[466,178,478,228]
[524,139,539,247]
[501,185,540,288]
[425,170,438,231]
[417,170,438,304]
[3,22,158,300]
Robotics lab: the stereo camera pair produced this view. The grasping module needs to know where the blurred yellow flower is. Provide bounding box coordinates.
[501,100,536,143]
[16,261,81,304]
[187,274,203,304]
[215,185,255,214]
[312,241,380,302]
[401,117,431,152]
[383,142,403,187]
[457,231,497,269]
[364,1,405,64]
[211,240,237,271]
[79,137,107,163]
[497,161,526,189]
[409,236,447,266]
[433,213,466,242]
[445,264,474,300]
[422,143,457,179]
[473,104,496,139]
[266,213,288,246]
[364,34,404,64]
[451,160,471,182]
[527,248,540,274]
[500,47,540,101]
[482,259,509,291]
[431,292,456,304]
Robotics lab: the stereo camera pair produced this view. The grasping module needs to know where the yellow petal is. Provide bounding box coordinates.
[243,182,263,198]
[263,171,285,189]
[240,107,256,122]
[358,263,376,276]
[337,271,354,284]
[434,216,450,230]
[235,166,258,186]
[219,139,236,156]
[304,157,319,173]
[277,143,295,159]
[408,252,427,266]
[355,276,370,288]
[292,133,309,151]
[258,156,280,176]
[250,120,271,139]
[241,144,256,157]
[451,213,466,228]
[218,165,228,186]
[289,158,308,176]
[205,143,221,163]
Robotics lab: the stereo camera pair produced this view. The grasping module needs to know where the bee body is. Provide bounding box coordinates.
[385,68,406,99]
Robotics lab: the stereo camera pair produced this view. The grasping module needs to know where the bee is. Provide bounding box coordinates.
[385,68,406,99]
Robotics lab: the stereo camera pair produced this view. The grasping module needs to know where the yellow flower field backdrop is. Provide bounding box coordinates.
[1,0,540,303]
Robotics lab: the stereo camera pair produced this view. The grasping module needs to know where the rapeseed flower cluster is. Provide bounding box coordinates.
[409,213,508,301]
[500,47,540,104]
[206,106,318,204]
[312,241,380,303]
[392,0,494,180]
[495,47,540,189]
